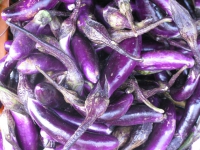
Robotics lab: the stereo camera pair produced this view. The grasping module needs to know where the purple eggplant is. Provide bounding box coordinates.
[135,50,194,71]
[59,0,81,59]
[0,109,21,150]
[170,66,200,101]
[71,32,100,84]
[53,109,113,135]
[0,54,17,84]
[16,52,66,74]
[40,130,56,149]
[105,105,166,127]
[0,131,2,150]
[1,0,59,21]
[100,36,142,97]
[167,80,200,150]
[122,123,153,150]
[8,10,52,60]
[77,0,142,61]
[11,111,39,150]
[27,98,119,150]
[34,82,68,109]
[6,21,85,95]
[143,99,176,150]
[4,40,13,52]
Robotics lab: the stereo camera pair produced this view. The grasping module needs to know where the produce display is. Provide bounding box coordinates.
[0,0,200,150]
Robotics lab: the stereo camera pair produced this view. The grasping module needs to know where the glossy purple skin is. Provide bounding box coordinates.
[53,109,113,135]
[16,52,66,74]
[71,33,100,84]
[135,50,195,71]
[143,100,176,150]
[9,15,51,60]
[0,54,17,83]
[167,80,200,150]
[154,71,170,82]
[170,67,200,101]
[106,105,165,127]
[100,36,142,97]
[135,0,179,39]
[1,0,59,21]
[11,111,39,150]
[59,0,75,3]
[27,99,119,150]
[4,40,13,52]
[34,82,68,109]
[98,93,134,122]
[40,129,55,141]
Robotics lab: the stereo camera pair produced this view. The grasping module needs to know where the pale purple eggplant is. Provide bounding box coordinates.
[170,66,200,101]
[6,21,85,95]
[34,82,68,109]
[143,99,176,150]
[122,123,153,150]
[1,0,59,21]
[167,80,200,150]
[71,32,100,84]
[0,54,17,83]
[11,111,39,150]
[16,52,66,74]
[150,0,172,15]
[4,40,13,52]
[106,105,166,127]
[0,109,21,150]
[135,50,194,71]
[59,0,81,59]
[49,16,62,39]
[0,131,2,150]
[40,130,56,149]
[100,36,142,97]
[53,109,113,135]
[112,126,133,149]
[27,98,119,150]
[8,10,52,60]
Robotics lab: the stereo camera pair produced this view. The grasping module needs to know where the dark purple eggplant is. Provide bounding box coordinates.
[11,111,39,150]
[53,109,113,135]
[121,123,153,150]
[34,82,68,109]
[106,105,166,127]
[16,52,66,74]
[4,40,13,52]
[135,50,194,71]
[170,66,200,101]
[1,0,59,21]
[143,99,176,150]
[112,126,133,149]
[167,80,200,150]
[27,98,119,150]
[71,32,100,84]
[0,109,21,150]
[100,36,142,97]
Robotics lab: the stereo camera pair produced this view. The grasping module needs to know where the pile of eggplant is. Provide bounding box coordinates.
[0,0,200,149]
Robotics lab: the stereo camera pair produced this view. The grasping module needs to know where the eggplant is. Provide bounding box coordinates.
[1,0,59,21]
[27,98,119,150]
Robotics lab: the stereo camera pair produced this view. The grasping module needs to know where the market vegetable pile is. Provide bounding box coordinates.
[1,0,200,149]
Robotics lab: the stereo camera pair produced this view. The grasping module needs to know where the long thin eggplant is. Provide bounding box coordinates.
[1,0,58,21]
[27,98,119,150]
[11,111,39,150]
